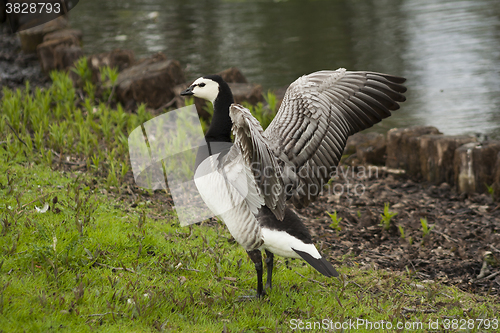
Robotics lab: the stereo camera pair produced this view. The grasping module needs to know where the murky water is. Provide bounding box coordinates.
[70,0,500,138]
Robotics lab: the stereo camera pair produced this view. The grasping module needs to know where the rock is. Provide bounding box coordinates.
[43,29,82,44]
[115,53,185,110]
[36,35,80,72]
[419,135,477,186]
[87,49,135,83]
[19,16,68,53]
[386,126,442,177]
[454,141,500,194]
[218,67,248,83]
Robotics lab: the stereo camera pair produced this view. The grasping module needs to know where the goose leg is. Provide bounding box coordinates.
[264,250,274,290]
[246,249,265,297]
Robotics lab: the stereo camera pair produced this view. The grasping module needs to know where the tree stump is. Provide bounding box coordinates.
[53,44,84,71]
[494,152,500,196]
[454,141,500,194]
[419,135,477,186]
[36,35,80,72]
[385,126,442,177]
[43,29,82,44]
[19,16,68,53]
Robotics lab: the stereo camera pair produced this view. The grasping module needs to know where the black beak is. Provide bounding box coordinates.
[180,85,195,96]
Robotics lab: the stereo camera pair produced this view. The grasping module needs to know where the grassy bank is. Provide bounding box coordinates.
[1,69,499,332]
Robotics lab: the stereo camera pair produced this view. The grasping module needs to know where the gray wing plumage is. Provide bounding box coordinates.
[264,69,406,208]
[229,104,286,220]
[229,68,406,220]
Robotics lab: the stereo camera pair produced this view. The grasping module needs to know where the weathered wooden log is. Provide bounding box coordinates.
[419,135,477,185]
[386,126,442,177]
[454,141,500,194]
[43,29,82,44]
[53,44,84,71]
[36,35,80,72]
[115,53,185,110]
[19,16,68,53]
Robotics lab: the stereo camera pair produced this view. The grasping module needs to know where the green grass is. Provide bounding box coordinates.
[1,72,499,332]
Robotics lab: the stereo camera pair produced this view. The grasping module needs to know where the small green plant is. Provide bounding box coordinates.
[242,93,277,131]
[486,183,495,201]
[380,203,398,231]
[100,66,119,103]
[91,153,100,172]
[264,90,278,113]
[420,217,434,240]
[71,56,92,85]
[398,225,405,239]
[326,210,342,232]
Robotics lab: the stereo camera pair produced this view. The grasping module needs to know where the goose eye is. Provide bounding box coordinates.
[198,83,206,87]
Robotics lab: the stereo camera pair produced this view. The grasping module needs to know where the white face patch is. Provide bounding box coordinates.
[191,77,220,104]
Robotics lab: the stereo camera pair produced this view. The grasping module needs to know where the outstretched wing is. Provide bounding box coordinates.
[264,69,407,208]
[229,104,286,220]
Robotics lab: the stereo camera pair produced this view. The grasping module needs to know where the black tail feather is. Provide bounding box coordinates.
[292,248,338,277]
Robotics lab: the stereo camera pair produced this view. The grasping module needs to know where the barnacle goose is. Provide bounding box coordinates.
[181,69,406,296]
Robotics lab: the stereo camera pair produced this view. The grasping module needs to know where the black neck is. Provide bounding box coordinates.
[205,82,234,143]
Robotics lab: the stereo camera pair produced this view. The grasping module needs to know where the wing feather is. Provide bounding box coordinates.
[264,69,406,208]
[229,104,286,220]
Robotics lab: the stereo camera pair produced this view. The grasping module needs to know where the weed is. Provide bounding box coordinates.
[420,217,434,241]
[71,56,92,86]
[486,183,495,201]
[398,225,405,239]
[380,202,398,231]
[326,210,342,232]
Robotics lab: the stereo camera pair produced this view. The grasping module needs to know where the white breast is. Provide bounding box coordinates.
[194,153,264,250]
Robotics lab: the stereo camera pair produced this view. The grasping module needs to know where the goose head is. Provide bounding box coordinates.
[181,75,234,142]
[181,75,231,106]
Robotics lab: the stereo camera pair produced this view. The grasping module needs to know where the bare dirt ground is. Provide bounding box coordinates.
[295,165,500,297]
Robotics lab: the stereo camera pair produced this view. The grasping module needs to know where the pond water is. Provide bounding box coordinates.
[70,0,500,139]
